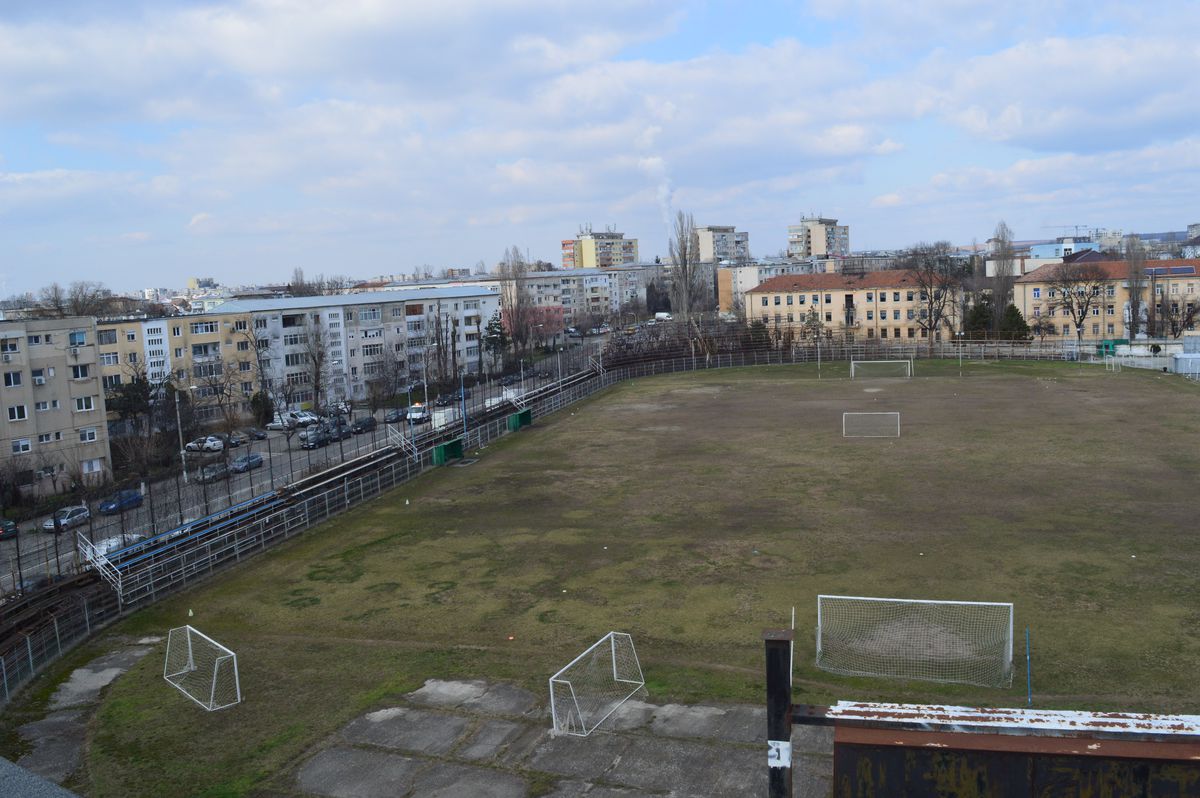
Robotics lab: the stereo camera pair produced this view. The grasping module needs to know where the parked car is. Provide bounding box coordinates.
[407,404,432,423]
[267,412,299,431]
[329,400,351,415]
[42,506,90,532]
[383,409,406,424]
[230,453,264,473]
[301,430,330,449]
[294,411,320,426]
[499,374,520,386]
[350,416,377,434]
[246,427,269,440]
[0,519,18,541]
[226,431,249,448]
[198,463,229,483]
[327,423,352,441]
[185,435,225,453]
[98,489,144,515]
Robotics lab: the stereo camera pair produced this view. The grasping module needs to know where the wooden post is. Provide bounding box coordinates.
[764,628,794,798]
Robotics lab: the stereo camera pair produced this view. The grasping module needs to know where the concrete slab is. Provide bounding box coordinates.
[526,733,632,781]
[16,711,87,784]
[47,646,152,710]
[496,722,551,767]
[457,719,524,761]
[295,747,422,798]
[712,705,765,744]
[461,682,538,717]
[405,678,488,708]
[793,754,834,798]
[599,735,749,796]
[604,699,655,732]
[408,762,527,797]
[541,782,651,797]
[647,704,729,739]
[341,707,469,755]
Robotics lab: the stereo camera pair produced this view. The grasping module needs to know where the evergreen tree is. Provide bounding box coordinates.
[963,297,993,337]
[999,303,1031,340]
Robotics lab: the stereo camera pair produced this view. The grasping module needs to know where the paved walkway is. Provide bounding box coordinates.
[291,679,833,797]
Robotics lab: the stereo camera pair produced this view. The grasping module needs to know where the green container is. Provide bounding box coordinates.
[507,409,533,431]
[433,438,464,466]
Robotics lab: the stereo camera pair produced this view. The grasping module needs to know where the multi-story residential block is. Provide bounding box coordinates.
[1015,259,1200,341]
[716,260,809,314]
[212,288,499,410]
[696,226,750,263]
[787,217,849,259]
[561,229,639,269]
[0,317,111,495]
[745,270,958,341]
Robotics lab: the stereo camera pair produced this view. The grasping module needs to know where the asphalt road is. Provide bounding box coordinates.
[0,358,593,596]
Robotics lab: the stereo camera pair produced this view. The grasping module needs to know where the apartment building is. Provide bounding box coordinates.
[211,288,499,409]
[0,317,111,494]
[561,230,639,269]
[787,217,850,259]
[1015,259,1200,341]
[696,226,750,263]
[745,270,957,341]
[716,260,808,314]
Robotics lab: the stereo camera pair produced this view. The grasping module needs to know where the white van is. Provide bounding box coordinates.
[266,411,300,430]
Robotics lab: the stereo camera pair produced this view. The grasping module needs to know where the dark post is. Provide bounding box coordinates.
[764,628,794,798]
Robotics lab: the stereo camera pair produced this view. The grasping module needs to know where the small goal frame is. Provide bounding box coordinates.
[816,595,1014,688]
[842,412,901,438]
[549,632,644,737]
[164,625,242,711]
[850,359,913,379]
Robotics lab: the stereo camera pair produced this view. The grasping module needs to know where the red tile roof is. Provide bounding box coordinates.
[1016,258,1200,283]
[747,269,919,294]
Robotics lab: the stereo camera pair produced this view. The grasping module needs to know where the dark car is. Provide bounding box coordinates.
[246,427,269,440]
[434,393,453,407]
[301,430,330,449]
[350,416,377,433]
[327,423,352,441]
[197,463,229,484]
[98,489,144,515]
[384,409,405,424]
[230,453,264,473]
[226,431,249,448]
[0,519,17,541]
[499,374,520,386]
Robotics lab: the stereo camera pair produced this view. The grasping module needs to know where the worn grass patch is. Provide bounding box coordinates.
[69,361,1200,796]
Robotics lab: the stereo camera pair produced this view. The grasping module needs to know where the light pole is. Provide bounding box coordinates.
[957,331,964,375]
[556,347,563,395]
[519,358,525,395]
[459,367,467,438]
[173,386,197,484]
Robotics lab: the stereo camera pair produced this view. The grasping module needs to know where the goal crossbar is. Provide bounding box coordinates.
[816,595,1014,688]
[851,359,913,379]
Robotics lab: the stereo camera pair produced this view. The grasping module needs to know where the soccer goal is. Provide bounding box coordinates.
[816,595,1013,688]
[164,625,242,711]
[850,359,913,379]
[549,632,644,736]
[1104,355,1122,372]
[842,412,900,438]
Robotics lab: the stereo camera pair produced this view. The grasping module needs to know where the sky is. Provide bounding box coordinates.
[1,0,1197,295]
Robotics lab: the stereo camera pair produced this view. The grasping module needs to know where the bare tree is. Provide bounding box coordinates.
[901,241,962,353]
[990,221,1016,335]
[498,246,537,355]
[37,283,68,317]
[668,210,706,323]
[67,281,112,316]
[1126,236,1147,338]
[1046,261,1109,344]
[303,326,329,412]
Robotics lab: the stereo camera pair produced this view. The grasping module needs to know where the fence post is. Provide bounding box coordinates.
[764,628,794,798]
[53,617,61,657]
[1,654,8,703]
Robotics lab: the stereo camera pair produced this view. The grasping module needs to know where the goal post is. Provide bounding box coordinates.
[549,632,645,736]
[843,412,900,438]
[164,625,242,711]
[816,595,1013,688]
[851,359,913,379]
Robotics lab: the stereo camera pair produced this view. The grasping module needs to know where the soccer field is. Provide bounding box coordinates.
[23,360,1200,796]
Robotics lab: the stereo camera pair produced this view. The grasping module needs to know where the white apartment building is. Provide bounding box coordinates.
[696,226,750,263]
[212,288,499,409]
[787,217,850,259]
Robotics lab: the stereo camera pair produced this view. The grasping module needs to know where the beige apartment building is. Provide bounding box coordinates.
[696,225,750,263]
[561,230,639,269]
[0,317,111,494]
[787,217,850,259]
[1015,259,1200,341]
[745,270,958,341]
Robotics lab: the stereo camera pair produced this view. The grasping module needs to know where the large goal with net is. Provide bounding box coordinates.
[816,595,1013,688]
[842,412,900,438]
[549,632,644,736]
[851,359,913,379]
[164,625,242,711]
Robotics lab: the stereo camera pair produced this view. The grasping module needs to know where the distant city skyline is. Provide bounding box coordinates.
[1,1,1197,295]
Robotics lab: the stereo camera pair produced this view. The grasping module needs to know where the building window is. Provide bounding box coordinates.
[239,361,251,372]
[1032,288,1041,299]
[761,297,768,307]
[773,296,781,306]
[0,339,18,354]
[128,352,138,364]
[1106,305,1114,315]
[26,334,41,345]
[797,295,805,304]
[362,344,383,357]
[867,310,874,320]
[71,364,90,379]
[79,427,97,443]
[126,331,137,342]
[69,331,86,346]
[1107,323,1115,334]
[234,319,248,331]
[880,328,888,338]
[11,438,30,454]
[97,329,118,345]
[284,353,306,366]
[824,312,832,322]
[786,295,794,306]
[34,401,48,411]
[190,321,218,335]
[866,292,874,301]
[824,294,832,304]
[102,375,122,390]
[241,382,253,394]
[3,372,19,387]
[101,352,120,366]
[283,333,307,347]
[906,291,914,302]
[8,405,27,421]
[236,340,250,351]
[74,396,95,412]
[1063,325,1070,335]
[254,318,267,330]
[82,458,103,474]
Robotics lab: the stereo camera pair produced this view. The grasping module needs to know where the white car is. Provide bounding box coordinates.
[42,506,91,532]
[294,411,320,426]
[185,435,225,453]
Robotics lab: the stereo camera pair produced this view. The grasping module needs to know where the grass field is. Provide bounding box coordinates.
[7,359,1200,796]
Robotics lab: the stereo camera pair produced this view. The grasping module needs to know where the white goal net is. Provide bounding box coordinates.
[164,625,242,711]
[843,412,900,438]
[851,359,913,379]
[549,632,644,736]
[816,595,1013,688]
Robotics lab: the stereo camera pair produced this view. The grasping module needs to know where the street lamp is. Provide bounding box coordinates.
[956,331,964,374]
[173,384,198,483]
